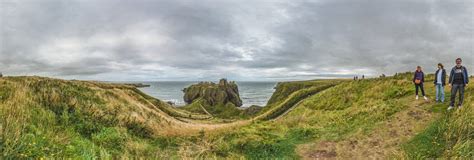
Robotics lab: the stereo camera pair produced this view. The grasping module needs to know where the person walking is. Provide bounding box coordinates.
[434,63,446,103]
[448,58,469,110]
[413,66,428,101]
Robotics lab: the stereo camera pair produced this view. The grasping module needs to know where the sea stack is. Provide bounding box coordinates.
[183,78,242,107]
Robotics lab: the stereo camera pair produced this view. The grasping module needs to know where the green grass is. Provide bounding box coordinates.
[402,85,474,159]
[191,73,472,159]
[266,80,346,106]
[403,118,447,159]
[257,84,337,120]
[182,98,246,119]
[178,73,417,158]
[0,77,181,158]
[1,74,472,159]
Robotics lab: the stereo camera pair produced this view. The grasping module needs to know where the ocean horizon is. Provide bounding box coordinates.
[126,81,278,107]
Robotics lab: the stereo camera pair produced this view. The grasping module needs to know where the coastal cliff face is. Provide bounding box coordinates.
[183,79,242,107]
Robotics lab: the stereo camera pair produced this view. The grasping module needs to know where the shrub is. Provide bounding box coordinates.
[91,127,127,152]
[126,121,153,139]
[384,86,410,100]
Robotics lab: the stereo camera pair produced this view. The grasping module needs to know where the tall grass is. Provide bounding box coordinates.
[0,77,179,158]
[1,74,471,159]
[403,82,473,159]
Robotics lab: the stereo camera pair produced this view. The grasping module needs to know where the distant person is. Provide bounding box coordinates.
[434,63,446,103]
[413,66,428,100]
[362,75,365,79]
[448,58,469,110]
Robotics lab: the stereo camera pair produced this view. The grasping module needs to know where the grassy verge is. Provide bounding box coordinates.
[402,84,473,159]
[0,77,179,158]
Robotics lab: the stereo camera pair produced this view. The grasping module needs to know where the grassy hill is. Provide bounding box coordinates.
[0,74,472,159]
[0,76,235,158]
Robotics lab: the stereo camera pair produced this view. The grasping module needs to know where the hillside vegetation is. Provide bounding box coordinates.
[0,76,240,158]
[0,74,472,159]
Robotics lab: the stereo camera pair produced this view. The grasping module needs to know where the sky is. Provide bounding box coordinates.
[1,0,473,81]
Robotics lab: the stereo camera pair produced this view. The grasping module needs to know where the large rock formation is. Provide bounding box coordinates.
[183,79,243,107]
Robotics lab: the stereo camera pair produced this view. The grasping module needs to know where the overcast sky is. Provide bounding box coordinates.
[1,0,473,81]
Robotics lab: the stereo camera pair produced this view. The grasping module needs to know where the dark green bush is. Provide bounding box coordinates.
[92,127,127,152]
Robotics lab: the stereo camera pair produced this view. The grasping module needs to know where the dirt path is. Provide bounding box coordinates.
[297,100,440,159]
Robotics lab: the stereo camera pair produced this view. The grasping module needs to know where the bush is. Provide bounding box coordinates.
[287,127,318,141]
[234,135,296,159]
[91,127,127,152]
[0,85,12,102]
[64,137,110,159]
[6,132,62,158]
[126,121,153,138]
[384,86,410,100]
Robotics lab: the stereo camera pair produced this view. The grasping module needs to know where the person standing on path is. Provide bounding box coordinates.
[434,63,447,103]
[413,66,428,101]
[448,58,469,110]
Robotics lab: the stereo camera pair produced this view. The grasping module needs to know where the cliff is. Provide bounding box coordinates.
[183,79,242,107]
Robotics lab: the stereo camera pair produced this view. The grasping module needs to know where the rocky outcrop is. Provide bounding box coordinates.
[242,105,263,116]
[123,83,150,88]
[183,79,243,107]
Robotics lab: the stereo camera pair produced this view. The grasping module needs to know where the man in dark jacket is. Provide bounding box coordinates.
[434,63,447,102]
[448,58,469,110]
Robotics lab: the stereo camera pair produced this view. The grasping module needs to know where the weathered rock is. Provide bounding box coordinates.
[166,101,175,106]
[242,105,263,116]
[183,79,242,107]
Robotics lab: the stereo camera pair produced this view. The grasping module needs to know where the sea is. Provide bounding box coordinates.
[135,81,277,107]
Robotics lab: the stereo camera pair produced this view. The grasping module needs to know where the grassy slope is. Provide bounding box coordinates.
[0,76,239,158]
[180,73,472,159]
[0,74,472,159]
[198,75,419,159]
[0,76,338,159]
[266,80,345,106]
[401,83,474,159]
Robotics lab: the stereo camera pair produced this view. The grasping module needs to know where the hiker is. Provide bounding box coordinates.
[413,66,428,100]
[434,63,446,102]
[362,75,365,79]
[448,58,469,110]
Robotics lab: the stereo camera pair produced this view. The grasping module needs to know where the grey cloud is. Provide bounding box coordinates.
[1,0,473,81]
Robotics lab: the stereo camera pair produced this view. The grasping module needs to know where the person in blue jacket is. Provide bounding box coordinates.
[413,66,428,101]
[448,58,469,110]
[434,63,447,103]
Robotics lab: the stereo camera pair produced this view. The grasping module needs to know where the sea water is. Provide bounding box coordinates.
[136,81,277,107]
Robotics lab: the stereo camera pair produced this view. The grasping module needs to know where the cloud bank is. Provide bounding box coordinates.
[1,0,473,81]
